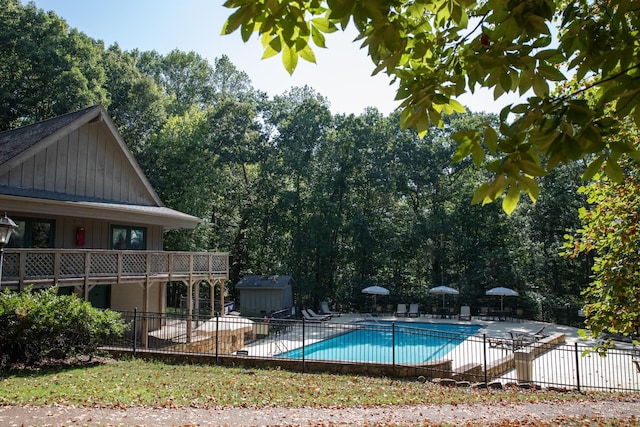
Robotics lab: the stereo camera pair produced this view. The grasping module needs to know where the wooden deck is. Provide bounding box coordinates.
[0,249,229,290]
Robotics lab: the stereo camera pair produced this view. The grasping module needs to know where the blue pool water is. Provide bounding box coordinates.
[277,321,481,363]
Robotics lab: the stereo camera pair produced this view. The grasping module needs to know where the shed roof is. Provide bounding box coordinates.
[236,275,296,289]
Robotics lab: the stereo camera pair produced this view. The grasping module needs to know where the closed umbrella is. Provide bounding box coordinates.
[485,287,519,311]
[429,285,459,308]
[362,285,390,306]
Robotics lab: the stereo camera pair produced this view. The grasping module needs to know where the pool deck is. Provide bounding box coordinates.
[239,313,639,391]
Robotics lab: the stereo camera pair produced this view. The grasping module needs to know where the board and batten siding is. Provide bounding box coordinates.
[2,210,164,251]
[1,121,154,206]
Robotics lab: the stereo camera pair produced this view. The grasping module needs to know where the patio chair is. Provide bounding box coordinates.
[408,303,420,317]
[513,308,524,322]
[307,308,332,321]
[459,305,471,321]
[395,303,407,317]
[319,301,341,317]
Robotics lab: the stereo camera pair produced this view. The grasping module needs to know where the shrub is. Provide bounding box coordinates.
[0,287,126,368]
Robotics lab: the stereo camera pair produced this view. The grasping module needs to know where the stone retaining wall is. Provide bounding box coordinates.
[106,349,453,379]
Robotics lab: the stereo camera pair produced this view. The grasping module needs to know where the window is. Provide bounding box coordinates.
[6,218,55,248]
[111,226,146,250]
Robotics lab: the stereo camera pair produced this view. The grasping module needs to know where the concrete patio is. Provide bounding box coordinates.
[238,313,639,391]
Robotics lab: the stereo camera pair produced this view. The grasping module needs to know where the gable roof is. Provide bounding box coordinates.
[236,275,296,289]
[0,105,200,230]
[0,105,98,166]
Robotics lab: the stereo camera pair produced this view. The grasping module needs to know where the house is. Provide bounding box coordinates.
[235,275,295,317]
[0,105,229,320]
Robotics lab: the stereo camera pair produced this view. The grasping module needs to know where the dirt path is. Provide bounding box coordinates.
[1,399,640,426]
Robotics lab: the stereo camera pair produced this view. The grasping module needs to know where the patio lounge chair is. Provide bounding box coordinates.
[395,303,407,317]
[307,308,332,320]
[459,305,472,321]
[301,309,325,322]
[509,325,548,348]
[320,301,341,317]
[305,308,331,321]
[488,337,511,349]
[522,324,548,339]
[408,303,420,317]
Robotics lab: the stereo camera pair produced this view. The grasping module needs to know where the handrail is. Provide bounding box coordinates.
[0,249,229,290]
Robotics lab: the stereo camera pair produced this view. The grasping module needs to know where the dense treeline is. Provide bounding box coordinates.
[0,0,590,324]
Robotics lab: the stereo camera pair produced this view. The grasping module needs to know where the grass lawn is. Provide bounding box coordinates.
[0,357,634,409]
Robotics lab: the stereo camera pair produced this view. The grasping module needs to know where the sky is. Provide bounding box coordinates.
[28,0,521,116]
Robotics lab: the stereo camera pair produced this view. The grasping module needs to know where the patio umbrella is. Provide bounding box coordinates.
[429,285,459,308]
[485,287,519,311]
[362,285,390,306]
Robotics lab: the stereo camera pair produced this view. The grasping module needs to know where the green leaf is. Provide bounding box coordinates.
[241,22,255,42]
[500,70,512,93]
[534,49,563,61]
[582,154,605,181]
[311,25,327,48]
[448,98,466,113]
[222,7,251,36]
[472,143,485,167]
[489,173,509,200]
[518,159,547,176]
[566,100,595,125]
[517,175,539,203]
[502,180,520,215]
[281,43,299,75]
[483,126,498,154]
[311,17,336,34]
[471,183,491,205]
[532,74,548,97]
[538,64,566,81]
[298,42,317,63]
[327,0,356,19]
[605,157,624,183]
[453,140,473,163]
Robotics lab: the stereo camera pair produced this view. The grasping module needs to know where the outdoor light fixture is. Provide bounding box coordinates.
[0,212,17,287]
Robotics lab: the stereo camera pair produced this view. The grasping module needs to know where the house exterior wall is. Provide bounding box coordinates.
[111,282,163,313]
[0,121,155,206]
[5,209,166,312]
[0,106,213,318]
[5,210,164,250]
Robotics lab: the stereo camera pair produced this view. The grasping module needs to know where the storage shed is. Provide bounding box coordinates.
[236,275,295,316]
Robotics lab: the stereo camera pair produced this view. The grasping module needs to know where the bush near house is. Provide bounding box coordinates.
[0,287,126,369]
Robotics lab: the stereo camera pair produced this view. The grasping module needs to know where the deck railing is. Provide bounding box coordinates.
[0,249,229,290]
[101,310,640,393]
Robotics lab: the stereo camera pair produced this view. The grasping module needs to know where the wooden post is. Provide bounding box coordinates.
[220,279,225,317]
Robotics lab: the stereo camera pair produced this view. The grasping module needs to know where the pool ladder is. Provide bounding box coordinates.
[271,337,288,355]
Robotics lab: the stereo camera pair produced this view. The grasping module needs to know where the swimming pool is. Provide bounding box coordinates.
[277,321,482,363]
